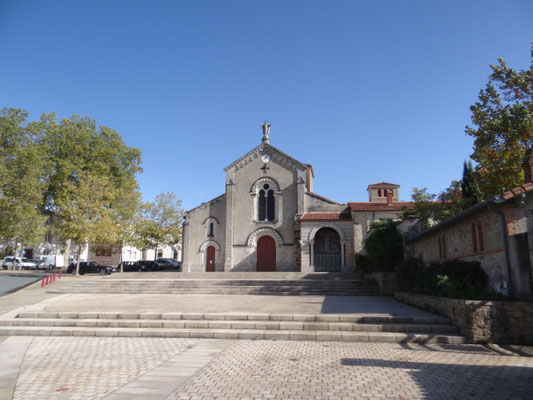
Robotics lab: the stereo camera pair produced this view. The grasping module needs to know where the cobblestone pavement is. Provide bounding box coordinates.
[5,337,533,400]
[169,341,533,400]
[12,337,196,400]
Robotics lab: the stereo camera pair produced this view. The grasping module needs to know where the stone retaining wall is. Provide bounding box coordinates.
[395,292,533,345]
[364,272,397,295]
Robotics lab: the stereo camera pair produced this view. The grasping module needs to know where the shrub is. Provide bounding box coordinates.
[396,258,490,300]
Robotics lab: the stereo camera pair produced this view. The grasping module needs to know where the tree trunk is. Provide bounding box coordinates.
[119,243,124,273]
[63,239,71,272]
[75,243,82,276]
[12,242,18,270]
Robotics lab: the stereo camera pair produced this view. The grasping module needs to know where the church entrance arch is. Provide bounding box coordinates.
[257,235,276,272]
[206,246,215,272]
[313,228,341,272]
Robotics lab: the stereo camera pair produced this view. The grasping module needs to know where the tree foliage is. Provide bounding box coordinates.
[466,45,533,196]
[38,114,143,267]
[133,192,184,256]
[461,160,483,205]
[363,221,404,272]
[0,108,47,263]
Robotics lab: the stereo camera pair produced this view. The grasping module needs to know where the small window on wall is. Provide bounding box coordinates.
[477,221,484,252]
[208,222,214,237]
[472,221,484,253]
[96,248,112,257]
[438,235,447,259]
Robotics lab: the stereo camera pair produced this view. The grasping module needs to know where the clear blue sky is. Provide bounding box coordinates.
[1,1,532,210]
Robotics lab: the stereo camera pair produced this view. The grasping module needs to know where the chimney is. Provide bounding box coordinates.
[386,190,393,205]
[523,148,533,183]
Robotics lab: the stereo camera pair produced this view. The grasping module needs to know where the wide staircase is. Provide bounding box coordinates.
[0,311,465,344]
[46,272,379,296]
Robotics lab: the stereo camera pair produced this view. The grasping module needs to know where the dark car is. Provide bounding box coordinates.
[120,261,138,272]
[156,258,181,271]
[133,260,158,272]
[67,261,115,275]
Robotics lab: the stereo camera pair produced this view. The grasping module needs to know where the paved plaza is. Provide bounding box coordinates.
[0,273,532,399]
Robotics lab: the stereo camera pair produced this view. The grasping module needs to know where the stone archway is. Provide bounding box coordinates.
[313,227,341,272]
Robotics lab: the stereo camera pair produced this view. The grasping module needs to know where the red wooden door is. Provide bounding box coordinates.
[257,236,276,271]
[206,246,215,272]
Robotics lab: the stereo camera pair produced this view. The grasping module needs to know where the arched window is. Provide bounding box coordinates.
[258,184,275,221]
[267,189,275,221]
[208,222,214,237]
[258,190,266,221]
[471,223,478,253]
[477,221,484,252]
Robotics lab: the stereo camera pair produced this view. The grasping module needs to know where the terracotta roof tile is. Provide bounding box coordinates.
[299,213,352,222]
[502,182,533,200]
[348,201,414,212]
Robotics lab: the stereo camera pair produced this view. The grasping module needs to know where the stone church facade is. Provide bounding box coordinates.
[182,123,412,273]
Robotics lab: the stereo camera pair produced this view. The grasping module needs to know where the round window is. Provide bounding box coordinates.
[263,184,270,190]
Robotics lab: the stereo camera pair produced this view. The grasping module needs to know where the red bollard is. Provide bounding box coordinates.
[42,278,45,288]
[45,276,49,285]
[53,273,56,282]
[58,270,61,279]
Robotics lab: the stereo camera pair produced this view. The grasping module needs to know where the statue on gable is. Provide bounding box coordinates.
[260,121,271,144]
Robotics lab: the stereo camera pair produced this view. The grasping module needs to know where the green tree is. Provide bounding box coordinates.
[56,172,123,275]
[461,160,483,205]
[364,221,404,272]
[466,44,533,196]
[133,192,184,259]
[39,114,142,266]
[0,108,47,267]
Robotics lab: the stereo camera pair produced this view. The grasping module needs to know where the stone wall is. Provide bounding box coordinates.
[365,272,397,295]
[395,292,533,345]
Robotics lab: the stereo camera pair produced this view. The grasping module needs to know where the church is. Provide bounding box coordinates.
[182,123,412,273]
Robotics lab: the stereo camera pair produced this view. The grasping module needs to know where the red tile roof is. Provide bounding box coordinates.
[502,183,533,200]
[299,213,352,222]
[348,201,414,212]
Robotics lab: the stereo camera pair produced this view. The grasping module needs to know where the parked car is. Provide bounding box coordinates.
[119,261,135,272]
[133,260,158,272]
[1,257,38,270]
[156,258,181,271]
[38,255,65,269]
[67,261,115,275]
[27,259,44,269]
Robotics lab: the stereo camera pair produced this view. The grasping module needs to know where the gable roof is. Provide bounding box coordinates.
[224,142,307,173]
[186,193,226,214]
[306,191,342,205]
[348,201,414,212]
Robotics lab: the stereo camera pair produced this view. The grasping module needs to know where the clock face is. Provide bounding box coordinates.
[261,154,270,163]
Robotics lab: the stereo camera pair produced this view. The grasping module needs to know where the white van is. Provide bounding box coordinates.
[38,255,65,269]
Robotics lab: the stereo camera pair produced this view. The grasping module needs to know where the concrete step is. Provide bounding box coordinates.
[1,318,458,334]
[0,326,465,344]
[16,311,452,325]
[49,276,378,296]
[2,311,463,343]
[46,290,378,297]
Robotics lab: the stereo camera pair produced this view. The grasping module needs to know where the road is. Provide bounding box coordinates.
[0,274,43,296]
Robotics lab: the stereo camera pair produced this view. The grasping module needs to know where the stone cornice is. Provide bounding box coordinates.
[224,143,307,173]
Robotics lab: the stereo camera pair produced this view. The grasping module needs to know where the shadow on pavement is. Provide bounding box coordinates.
[341,357,533,399]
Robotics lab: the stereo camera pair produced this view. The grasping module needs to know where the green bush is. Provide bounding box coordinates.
[396,258,490,300]
[364,221,403,272]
